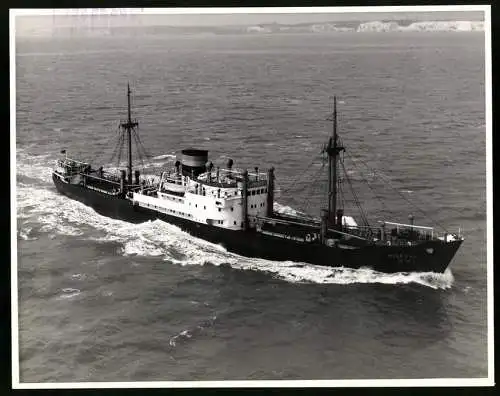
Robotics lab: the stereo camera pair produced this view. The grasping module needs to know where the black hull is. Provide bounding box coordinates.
[53,175,462,273]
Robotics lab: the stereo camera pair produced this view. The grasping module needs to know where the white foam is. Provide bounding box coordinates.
[70,273,96,281]
[18,227,37,241]
[166,237,454,289]
[38,214,84,237]
[123,238,165,257]
[169,315,217,347]
[169,329,193,347]
[58,288,81,299]
[16,155,54,183]
[273,202,315,219]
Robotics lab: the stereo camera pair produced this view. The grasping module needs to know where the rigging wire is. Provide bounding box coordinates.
[298,162,326,218]
[131,129,146,172]
[345,146,449,232]
[108,126,125,168]
[115,129,126,172]
[338,153,352,216]
[337,175,345,211]
[348,151,469,221]
[88,124,120,168]
[134,125,152,161]
[133,126,156,174]
[295,177,317,216]
[344,151,391,218]
[337,152,345,212]
[341,160,370,227]
[131,132,143,170]
[278,154,323,197]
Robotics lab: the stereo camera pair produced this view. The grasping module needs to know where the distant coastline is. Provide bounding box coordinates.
[17,20,485,38]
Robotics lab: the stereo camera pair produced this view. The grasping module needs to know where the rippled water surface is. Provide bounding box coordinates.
[15,31,487,382]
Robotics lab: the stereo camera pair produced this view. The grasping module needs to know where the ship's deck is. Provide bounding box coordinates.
[257,212,438,248]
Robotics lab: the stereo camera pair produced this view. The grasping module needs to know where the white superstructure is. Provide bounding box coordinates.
[130,156,274,231]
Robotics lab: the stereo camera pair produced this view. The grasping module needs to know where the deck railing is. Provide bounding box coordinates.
[257,214,436,243]
[380,220,434,240]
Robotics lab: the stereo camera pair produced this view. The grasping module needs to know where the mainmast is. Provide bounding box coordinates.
[120,83,138,184]
[326,97,344,225]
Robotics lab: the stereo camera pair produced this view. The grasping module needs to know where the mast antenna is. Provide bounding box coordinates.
[120,82,139,184]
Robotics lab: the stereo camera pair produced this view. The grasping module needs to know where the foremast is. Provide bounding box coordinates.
[120,83,139,184]
[325,96,345,226]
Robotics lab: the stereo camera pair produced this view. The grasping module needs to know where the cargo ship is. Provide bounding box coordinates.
[52,85,463,273]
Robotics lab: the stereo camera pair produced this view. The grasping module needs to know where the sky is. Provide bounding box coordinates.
[15,9,485,35]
